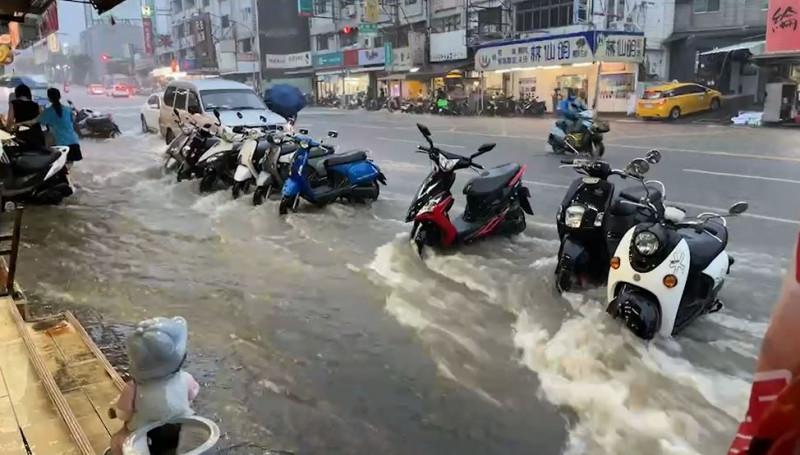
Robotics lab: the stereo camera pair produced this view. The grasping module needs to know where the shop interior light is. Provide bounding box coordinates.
[573,62,593,67]
[409,67,420,72]
[541,65,561,69]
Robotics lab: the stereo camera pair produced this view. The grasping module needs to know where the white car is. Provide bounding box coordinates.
[140,92,163,133]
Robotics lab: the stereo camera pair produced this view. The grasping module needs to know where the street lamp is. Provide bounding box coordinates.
[190,11,261,89]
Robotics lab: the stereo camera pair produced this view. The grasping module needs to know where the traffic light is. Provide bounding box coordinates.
[100,53,110,62]
[342,26,353,34]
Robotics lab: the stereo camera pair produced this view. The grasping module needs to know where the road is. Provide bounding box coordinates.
[12,91,800,455]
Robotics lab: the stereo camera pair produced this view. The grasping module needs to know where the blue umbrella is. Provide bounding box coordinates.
[264,84,307,121]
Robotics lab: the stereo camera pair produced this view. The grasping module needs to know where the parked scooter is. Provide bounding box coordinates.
[69,101,121,138]
[252,127,335,205]
[194,110,245,193]
[406,123,533,253]
[555,151,662,292]
[0,128,72,205]
[163,111,219,182]
[516,94,547,116]
[606,160,749,339]
[548,109,609,156]
[278,134,386,215]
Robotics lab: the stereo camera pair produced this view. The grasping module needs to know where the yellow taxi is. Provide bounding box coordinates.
[635,82,722,120]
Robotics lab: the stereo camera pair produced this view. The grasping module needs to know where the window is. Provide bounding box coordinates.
[187,91,201,113]
[220,14,230,28]
[405,0,417,4]
[163,86,176,107]
[314,0,327,14]
[174,89,188,110]
[693,0,720,13]
[477,6,502,34]
[515,0,574,32]
[202,0,209,6]
[316,34,329,51]
[238,38,252,53]
[431,14,460,32]
[200,89,265,111]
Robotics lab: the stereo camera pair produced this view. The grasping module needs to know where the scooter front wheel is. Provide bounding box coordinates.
[555,257,574,293]
[279,194,298,215]
[231,180,249,199]
[199,172,217,193]
[253,185,268,206]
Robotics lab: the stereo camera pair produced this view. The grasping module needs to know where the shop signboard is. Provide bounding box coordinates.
[343,49,359,67]
[297,0,312,17]
[384,42,393,67]
[430,30,467,62]
[358,47,385,66]
[364,0,380,23]
[266,51,311,69]
[142,18,154,55]
[766,0,800,53]
[475,32,594,72]
[392,47,413,71]
[313,52,343,67]
[595,32,645,63]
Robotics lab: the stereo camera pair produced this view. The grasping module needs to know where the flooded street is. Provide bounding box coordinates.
[12,95,797,454]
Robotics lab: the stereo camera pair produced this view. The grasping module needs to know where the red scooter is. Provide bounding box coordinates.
[406,123,533,253]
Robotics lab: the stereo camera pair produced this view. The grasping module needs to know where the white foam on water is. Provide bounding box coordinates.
[705,312,768,338]
[513,297,747,455]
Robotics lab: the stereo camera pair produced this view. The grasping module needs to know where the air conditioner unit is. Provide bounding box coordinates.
[345,5,356,17]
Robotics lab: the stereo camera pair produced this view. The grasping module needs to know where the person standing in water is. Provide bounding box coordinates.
[36,88,82,166]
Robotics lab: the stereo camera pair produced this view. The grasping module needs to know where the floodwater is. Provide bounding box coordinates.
[13,110,786,455]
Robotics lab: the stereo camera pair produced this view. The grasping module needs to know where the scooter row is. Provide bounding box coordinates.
[401,124,747,341]
[162,108,386,215]
[0,128,73,208]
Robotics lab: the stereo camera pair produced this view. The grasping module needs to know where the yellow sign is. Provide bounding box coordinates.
[0,44,13,65]
[47,33,59,53]
[364,0,379,23]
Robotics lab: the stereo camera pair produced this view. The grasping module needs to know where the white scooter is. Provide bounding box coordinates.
[605,158,749,339]
[194,110,246,193]
[0,128,72,207]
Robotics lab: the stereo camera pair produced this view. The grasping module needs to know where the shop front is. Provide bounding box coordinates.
[475,31,644,113]
[264,51,314,94]
[378,47,426,100]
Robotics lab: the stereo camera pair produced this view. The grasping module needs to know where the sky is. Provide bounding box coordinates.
[57,0,147,48]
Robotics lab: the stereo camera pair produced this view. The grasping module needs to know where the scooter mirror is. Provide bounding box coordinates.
[728,201,749,215]
[259,115,267,123]
[213,109,221,120]
[477,143,495,153]
[416,123,431,137]
[646,149,662,164]
[236,112,243,119]
[327,130,338,138]
[298,128,309,135]
[626,158,650,177]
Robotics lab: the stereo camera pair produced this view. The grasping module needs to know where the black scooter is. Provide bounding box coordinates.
[406,123,533,253]
[162,112,220,182]
[554,151,662,292]
[70,102,121,138]
[0,131,73,205]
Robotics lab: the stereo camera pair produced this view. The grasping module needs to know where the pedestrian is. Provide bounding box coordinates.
[6,83,45,148]
[19,88,82,167]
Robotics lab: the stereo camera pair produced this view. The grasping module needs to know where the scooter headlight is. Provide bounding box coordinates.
[634,231,660,256]
[182,126,192,135]
[564,204,586,228]
[437,154,459,172]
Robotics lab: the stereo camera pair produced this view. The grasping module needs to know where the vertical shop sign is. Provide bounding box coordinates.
[384,42,393,68]
[297,0,313,17]
[365,0,380,23]
[142,18,154,54]
[766,0,800,53]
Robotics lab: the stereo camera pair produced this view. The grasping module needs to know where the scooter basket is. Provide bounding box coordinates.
[594,121,610,133]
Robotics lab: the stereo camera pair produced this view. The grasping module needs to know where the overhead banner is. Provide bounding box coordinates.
[430,30,467,62]
[475,32,594,71]
[595,32,645,63]
[265,51,312,69]
[766,0,800,53]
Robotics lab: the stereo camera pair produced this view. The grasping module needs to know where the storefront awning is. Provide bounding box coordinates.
[700,40,765,56]
[349,66,384,73]
[665,27,766,43]
[0,0,53,19]
[752,50,800,65]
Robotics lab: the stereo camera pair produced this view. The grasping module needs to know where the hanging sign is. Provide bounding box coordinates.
[475,32,594,71]
[595,32,645,63]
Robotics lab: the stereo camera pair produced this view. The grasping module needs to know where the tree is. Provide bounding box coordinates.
[69,54,94,85]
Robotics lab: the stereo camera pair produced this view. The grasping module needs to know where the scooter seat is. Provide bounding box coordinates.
[309,145,333,159]
[12,152,60,173]
[678,220,728,274]
[324,150,367,167]
[463,163,521,196]
[279,143,298,155]
[620,184,663,205]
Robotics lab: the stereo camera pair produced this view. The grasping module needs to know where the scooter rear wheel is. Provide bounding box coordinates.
[199,172,217,193]
[253,186,268,206]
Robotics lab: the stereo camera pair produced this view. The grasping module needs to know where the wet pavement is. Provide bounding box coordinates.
[11,92,800,455]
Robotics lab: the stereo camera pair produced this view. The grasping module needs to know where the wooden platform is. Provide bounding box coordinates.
[0,297,125,455]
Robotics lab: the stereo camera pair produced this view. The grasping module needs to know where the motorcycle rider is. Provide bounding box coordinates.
[558,88,588,135]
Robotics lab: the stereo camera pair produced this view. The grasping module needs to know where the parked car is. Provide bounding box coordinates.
[140,92,163,133]
[110,83,132,98]
[87,84,105,95]
[158,79,285,145]
[635,82,722,120]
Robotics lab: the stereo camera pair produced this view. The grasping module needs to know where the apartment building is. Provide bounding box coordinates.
[668,0,768,100]
[260,0,313,92]
[167,0,259,84]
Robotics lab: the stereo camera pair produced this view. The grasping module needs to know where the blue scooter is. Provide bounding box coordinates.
[279,134,387,214]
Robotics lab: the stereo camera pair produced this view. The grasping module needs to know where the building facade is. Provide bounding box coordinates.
[80,23,144,80]
[668,0,768,100]
[166,0,259,85]
[259,0,312,92]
